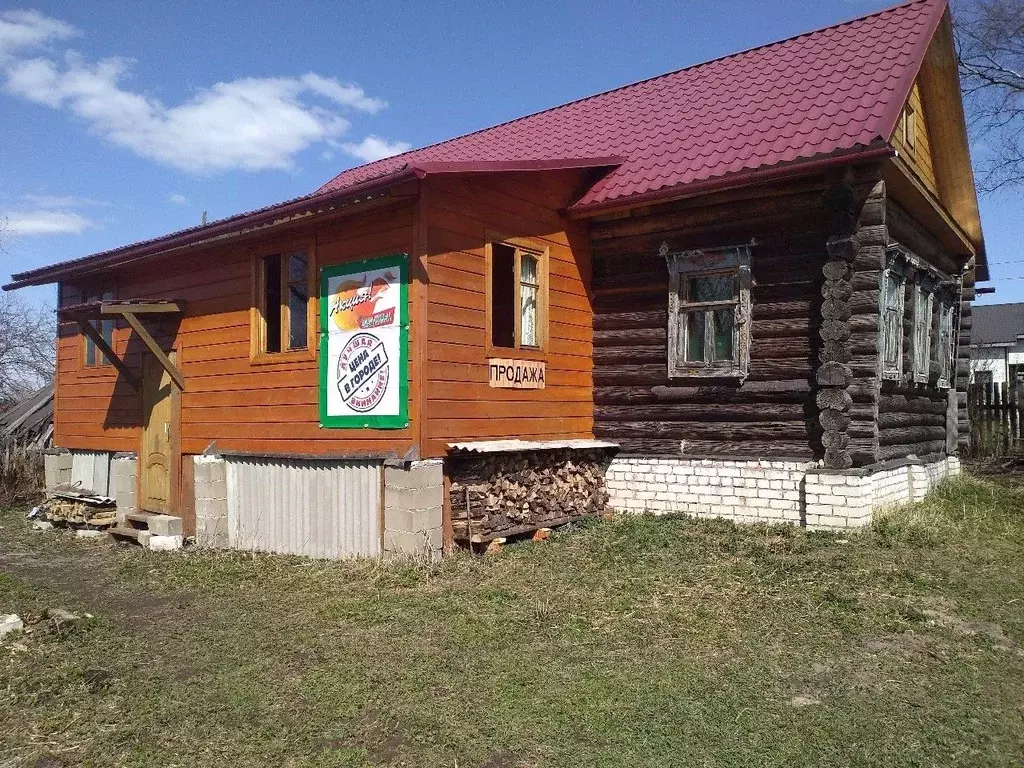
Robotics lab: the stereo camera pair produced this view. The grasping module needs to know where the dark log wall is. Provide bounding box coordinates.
[587,169,969,466]
[588,178,838,459]
[882,199,967,462]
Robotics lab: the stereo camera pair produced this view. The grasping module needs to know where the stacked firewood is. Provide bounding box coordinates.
[449,448,612,542]
[40,492,116,528]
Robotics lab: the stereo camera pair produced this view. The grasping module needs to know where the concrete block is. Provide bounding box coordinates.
[384,527,443,556]
[385,460,443,490]
[44,453,73,491]
[385,505,443,534]
[146,514,183,536]
[144,534,183,552]
[195,517,229,549]
[384,484,445,513]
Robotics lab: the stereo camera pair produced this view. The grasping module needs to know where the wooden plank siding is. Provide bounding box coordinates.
[891,78,940,197]
[54,196,422,458]
[588,180,835,459]
[420,170,595,456]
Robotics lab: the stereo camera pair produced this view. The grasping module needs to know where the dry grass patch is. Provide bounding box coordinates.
[0,474,1022,767]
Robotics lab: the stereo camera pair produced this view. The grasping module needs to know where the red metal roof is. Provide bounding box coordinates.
[319,0,946,212]
[5,0,946,290]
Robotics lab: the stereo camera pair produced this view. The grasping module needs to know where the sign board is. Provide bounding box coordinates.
[319,254,409,429]
[488,358,546,389]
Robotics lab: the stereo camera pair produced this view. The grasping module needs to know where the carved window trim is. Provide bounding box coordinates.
[880,249,907,381]
[912,272,937,385]
[663,242,752,380]
[936,284,959,390]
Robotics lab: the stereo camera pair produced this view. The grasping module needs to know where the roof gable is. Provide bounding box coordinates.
[319,0,949,212]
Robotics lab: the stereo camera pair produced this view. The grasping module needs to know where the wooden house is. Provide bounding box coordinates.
[4,0,984,555]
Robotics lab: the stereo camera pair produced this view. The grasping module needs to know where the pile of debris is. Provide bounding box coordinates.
[35,488,117,529]
[448,447,613,544]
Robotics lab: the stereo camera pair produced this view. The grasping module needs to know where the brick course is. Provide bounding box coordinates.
[608,455,961,530]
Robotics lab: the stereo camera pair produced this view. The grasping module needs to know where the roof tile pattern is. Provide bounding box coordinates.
[318,0,945,210]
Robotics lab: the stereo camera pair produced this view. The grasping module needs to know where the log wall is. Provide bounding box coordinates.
[882,198,967,461]
[588,178,840,459]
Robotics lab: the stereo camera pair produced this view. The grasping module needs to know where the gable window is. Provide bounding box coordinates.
[936,291,957,389]
[253,247,313,358]
[912,277,935,384]
[488,240,547,350]
[902,104,916,151]
[663,242,752,379]
[880,250,907,381]
[84,288,115,367]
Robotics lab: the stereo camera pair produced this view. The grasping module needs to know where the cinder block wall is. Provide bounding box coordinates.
[383,459,444,559]
[194,455,228,547]
[111,455,138,516]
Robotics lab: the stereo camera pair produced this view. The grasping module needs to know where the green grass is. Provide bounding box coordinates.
[1,474,1023,767]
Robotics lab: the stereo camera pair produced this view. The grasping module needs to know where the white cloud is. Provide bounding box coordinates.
[22,192,109,208]
[342,135,413,163]
[0,11,408,174]
[169,193,188,205]
[0,9,77,61]
[3,209,95,236]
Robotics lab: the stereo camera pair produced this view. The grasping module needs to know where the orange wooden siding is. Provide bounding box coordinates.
[55,198,421,457]
[421,171,595,456]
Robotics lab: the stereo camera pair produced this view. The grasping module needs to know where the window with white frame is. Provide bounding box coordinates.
[880,250,907,380]
[663,242,752,379]
[912,276,935,384]
[936,290,957,389]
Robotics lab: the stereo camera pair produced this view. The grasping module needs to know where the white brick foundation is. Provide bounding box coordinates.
[606,458,812,524]
[606,455,961,530]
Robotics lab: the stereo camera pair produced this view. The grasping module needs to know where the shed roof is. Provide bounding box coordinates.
[971,303,1024,347]
[6,0,952,290]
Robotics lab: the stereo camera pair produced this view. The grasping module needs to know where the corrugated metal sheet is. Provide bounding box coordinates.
[70,451,110,495]
[225,456,381,559]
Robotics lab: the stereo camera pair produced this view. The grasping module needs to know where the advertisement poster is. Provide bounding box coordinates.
[319,254,409,429]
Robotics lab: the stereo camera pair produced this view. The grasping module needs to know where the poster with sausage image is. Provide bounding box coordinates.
[319,254,409,429]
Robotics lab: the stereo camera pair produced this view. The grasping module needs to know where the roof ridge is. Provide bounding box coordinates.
[317,0,940,192]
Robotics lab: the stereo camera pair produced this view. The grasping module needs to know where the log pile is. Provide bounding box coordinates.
[448,448,613,543]
[40,491,116,527]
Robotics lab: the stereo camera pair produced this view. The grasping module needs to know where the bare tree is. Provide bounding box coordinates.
[956,0,1024,191]
[0,293,55,402]
[0,221,56,403]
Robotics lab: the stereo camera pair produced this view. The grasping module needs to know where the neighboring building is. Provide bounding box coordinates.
[969,303,1024,385]
[2,0,985,555]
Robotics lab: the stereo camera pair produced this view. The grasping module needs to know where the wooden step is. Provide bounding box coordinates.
[120,511,183,536]
[107,525,146,544]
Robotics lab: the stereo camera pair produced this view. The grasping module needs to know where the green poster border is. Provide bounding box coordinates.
[319,253,410,429]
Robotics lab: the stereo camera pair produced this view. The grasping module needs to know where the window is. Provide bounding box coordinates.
[936,292,957,389]
[880,251,907,381]
[902,104,916,151]
[254,248,313,357]
[664,242,752,378]
[912,278,934,384]
[488,240,546,350]
[84,288,115,367]
[974,370,994,386]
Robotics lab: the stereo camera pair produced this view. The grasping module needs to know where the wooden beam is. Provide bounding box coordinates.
[70,314,140,389]
[100,301,185,315]
[121,310,186,391]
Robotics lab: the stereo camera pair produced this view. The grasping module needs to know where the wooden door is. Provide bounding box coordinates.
[140,352,178,513]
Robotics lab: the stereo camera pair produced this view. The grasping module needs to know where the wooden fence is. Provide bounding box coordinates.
[968,381,1024,459]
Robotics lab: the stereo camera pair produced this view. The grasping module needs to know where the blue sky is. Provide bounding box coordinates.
[0,0,1019,310]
